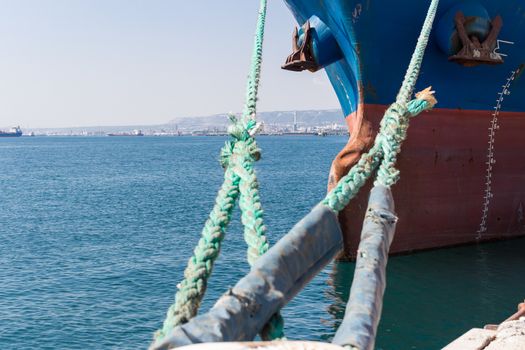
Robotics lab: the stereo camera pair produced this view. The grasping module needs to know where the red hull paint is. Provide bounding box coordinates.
[338,104,525,258]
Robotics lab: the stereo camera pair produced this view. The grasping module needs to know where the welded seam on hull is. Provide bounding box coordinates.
[477,68,521,239]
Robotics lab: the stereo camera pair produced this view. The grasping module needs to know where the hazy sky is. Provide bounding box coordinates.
[0,0,339,128]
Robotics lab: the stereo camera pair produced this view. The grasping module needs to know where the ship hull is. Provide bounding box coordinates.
[339,105,525,258]
[283,0,525,257]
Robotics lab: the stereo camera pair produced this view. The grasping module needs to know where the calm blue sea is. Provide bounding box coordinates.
[1,136,524,349]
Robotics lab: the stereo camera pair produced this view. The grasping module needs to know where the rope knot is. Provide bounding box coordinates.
[388,102,408,116]
[154,0,283,344]
[220,114,262,169]
[227,114,249,140]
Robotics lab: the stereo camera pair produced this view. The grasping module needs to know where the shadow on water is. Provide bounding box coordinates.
[323,238,525,350]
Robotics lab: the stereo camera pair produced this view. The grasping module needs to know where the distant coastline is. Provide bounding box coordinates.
[10,109,348,137]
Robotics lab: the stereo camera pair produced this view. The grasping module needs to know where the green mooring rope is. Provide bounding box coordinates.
[155,0,439,343]
[323,0,440,212]
[155,0,286,341]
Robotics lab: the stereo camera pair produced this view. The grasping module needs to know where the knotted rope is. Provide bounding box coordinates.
[323,0,440,212]
[155,0,285,342]
[155,0,439,343]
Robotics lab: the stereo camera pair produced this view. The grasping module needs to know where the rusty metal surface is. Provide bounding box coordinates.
[504,301,525,323]
[449,11,504,67]
[337,104,525,259]
[483,301,525,338]
[282,21,319,72]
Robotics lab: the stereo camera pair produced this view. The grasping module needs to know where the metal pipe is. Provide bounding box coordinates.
[151,204,343,349]
[332,185,398,350]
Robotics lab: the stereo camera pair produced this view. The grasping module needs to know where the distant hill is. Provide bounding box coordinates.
[168,109,344,129]
[22,109,345,135]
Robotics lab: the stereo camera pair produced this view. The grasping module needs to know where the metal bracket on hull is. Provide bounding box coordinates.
[449,11,504,67]
[282,21,320,72]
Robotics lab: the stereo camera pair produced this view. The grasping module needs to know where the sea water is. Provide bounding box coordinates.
[1,136,524,349]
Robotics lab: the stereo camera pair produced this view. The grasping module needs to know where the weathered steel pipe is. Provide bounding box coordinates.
[332,185,398,350]
[151,204,343,350]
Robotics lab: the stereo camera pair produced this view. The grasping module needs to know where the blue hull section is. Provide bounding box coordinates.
[283,0,525,256]
[284,0,525,116]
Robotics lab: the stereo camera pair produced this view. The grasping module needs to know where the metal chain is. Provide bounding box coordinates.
[477,67,521,238]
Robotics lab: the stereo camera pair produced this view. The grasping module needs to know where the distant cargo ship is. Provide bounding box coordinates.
[107,129,144,137]
[0,126,22,137]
